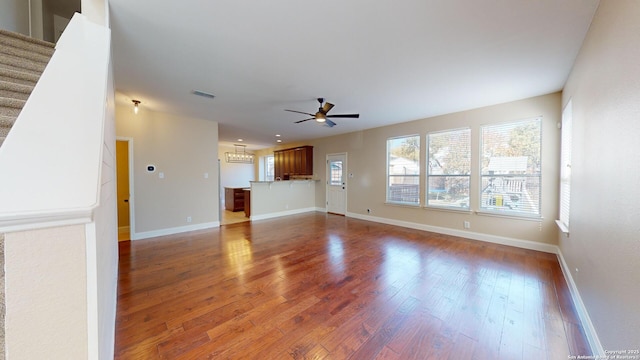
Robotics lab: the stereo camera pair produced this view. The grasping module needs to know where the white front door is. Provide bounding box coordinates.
[327,153,347,215]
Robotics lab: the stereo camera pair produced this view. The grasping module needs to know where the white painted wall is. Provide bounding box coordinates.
[0,0,29,35]
[81,0,108,27]
[115,103,220,239]
[560,0,640,351]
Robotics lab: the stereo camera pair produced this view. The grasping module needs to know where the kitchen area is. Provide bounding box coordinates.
[221,145,318,225]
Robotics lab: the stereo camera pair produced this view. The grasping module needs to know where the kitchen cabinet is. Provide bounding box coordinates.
[244,189,251,217]
[224,187,245,211]
[274,146,313,180]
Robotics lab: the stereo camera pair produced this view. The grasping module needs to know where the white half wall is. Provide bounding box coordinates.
[250,180,317,219]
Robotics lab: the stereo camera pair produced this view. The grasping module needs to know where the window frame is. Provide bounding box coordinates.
[386,134,421,206]
[479,117,542,218]
[264,155,274,182]
[557,100,572,233]
[426,127,471,210]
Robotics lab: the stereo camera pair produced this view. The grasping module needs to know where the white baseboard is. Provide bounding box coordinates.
[345,211,602,355]
[250,207,317,221]
[556,249,604,355]
[346,212,557,253]
[130,221,219,240]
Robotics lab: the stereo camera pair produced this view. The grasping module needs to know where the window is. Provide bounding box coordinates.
[427,128,471,209]
[558,101,572,232]
[387,135,420,205]
[330,160,343,186]
[480,118,542,216]
[265,155,274,181]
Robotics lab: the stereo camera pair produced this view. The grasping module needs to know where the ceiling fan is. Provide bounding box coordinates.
[285,98,359,127]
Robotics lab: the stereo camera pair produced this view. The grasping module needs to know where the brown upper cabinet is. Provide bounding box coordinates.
[274,145,313,180]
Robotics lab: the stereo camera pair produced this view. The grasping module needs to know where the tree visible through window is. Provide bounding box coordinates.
[480,118,542,216]
[427,128,471,209]
[387,135,420,204]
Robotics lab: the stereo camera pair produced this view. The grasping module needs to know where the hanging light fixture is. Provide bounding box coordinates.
[132,100,141,114]
[225,144,254,164]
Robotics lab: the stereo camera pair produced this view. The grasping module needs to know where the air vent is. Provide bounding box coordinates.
[192,90,215,99]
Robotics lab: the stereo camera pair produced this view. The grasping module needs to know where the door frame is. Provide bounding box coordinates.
[326,152,348,215]
[116,137,135,240]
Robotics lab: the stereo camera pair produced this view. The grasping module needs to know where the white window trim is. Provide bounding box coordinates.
[557,100,572,235]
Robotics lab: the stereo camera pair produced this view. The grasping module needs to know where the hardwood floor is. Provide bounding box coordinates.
[115,212,591,359]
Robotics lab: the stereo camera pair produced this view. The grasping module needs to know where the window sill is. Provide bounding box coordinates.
[423,206,472,214]
[475,210,543,222]
[555,220,570,235]
[384,202,421,208]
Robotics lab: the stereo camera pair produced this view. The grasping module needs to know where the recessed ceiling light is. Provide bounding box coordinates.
[275,134,281,137]
[276,139,282,143]
[237,139,243,142]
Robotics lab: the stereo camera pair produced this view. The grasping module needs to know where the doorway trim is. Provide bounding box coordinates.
[326,152,347,215]
[116,137,135,239]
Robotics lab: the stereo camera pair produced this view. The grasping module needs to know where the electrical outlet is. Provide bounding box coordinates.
[187,216,192,223]
[463,221,470,229]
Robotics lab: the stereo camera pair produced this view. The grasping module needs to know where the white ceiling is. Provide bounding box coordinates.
[109,0,598,150]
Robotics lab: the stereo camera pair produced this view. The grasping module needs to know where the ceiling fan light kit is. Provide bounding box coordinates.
[285,98,359,128]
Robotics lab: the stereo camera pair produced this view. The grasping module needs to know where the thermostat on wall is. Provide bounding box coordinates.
[146,164,156,172]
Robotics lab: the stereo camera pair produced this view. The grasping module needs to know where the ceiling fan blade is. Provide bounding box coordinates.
[285,109,315,116]
[327,113,360,118]
[322,102,335,114]
[294,118,314,123]
[324,119,337,127]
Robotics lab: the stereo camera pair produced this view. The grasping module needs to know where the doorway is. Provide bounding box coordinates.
[326,153,347,215]
[115,139,132,241]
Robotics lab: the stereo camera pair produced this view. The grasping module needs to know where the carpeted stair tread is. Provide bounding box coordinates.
[0,67,40,86]
[0,115,16,129]
[0,52,47,75]
[0,97,26,117]
[0,42,54,65]
[0,29,55,57]
[0,29,54,148]
[0,80,33,101]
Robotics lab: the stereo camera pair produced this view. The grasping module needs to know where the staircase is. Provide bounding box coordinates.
[0,29,55,147]
[0,29,55,359]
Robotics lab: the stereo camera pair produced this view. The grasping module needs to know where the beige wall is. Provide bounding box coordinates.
[5,225,88,359]
[115,103,219,238]
[561,0,640,350]
[260,93,561,245]
[0,0,29,35]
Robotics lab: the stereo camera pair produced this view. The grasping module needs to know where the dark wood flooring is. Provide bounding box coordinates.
[115,212,591,359]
